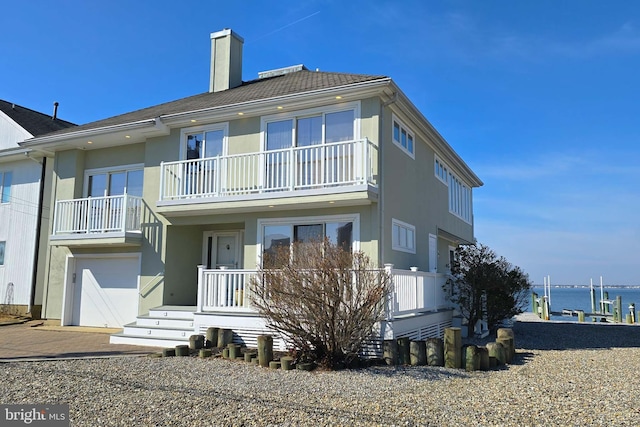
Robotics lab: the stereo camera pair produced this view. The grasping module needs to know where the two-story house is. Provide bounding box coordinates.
[0,100,75,318]
[21,29,482,351]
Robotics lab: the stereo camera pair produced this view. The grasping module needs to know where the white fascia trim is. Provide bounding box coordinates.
[20,118,158,147]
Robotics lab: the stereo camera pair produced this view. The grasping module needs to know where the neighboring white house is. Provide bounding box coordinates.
[0,100,75,317]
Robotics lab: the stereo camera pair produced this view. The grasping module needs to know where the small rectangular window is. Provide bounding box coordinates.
[0,241,5,265]
[0,172,12,203]
[391,115,415,158]
[392,218,416,254]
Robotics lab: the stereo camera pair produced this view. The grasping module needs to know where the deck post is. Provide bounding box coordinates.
[196,265,205,313]
[384,264,394,320]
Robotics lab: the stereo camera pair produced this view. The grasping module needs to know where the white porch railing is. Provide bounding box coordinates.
[387,267,449,318]
[53,194,143,235]
[196,265,450,317]
[160,138,377,201]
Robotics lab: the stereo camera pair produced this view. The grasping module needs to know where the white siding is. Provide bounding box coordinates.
[0,110,32,150]
[0,158,42,305]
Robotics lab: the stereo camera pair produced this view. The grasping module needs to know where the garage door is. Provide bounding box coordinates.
[72,256,140,328]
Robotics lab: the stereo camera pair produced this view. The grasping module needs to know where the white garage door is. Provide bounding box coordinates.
[72,256,140,328]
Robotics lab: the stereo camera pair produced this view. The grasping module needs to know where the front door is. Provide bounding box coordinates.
[203,231,242,269]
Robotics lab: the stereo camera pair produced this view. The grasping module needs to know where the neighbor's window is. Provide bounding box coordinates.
[0,171,12,203]
[0,241,5,266]
[392,218,416,253]
[392,115,414,158]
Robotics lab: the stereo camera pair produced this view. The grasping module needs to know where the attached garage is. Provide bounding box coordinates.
[64,254,140,328]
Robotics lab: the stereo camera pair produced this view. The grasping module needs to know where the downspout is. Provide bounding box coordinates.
[378,92,397,267]
[28,156,46,316]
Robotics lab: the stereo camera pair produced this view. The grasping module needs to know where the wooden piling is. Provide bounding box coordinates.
[217,329,233,348]
[478,346,490,371]
[497,328,515,360]
[410,340,427,366]
[175,345,190,357]
[465,345,480,372]
[199,349,211,358]
[426,338,444,367]
[257,335,273,368]
[280,356,294,371]
[496,337,513,363]
[228,343,239,360]
[577,310,585,322]
[486,342,505,365]
[444,327,462,369]
[189,334,204,350]
[532,292,539,316]
[383,340,398,365]
[397,337,411,365]
[206,327,219,348]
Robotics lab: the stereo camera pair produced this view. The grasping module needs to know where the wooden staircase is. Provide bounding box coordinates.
[110,306,197,348]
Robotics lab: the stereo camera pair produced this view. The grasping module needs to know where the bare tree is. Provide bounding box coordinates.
[250,240,391,369]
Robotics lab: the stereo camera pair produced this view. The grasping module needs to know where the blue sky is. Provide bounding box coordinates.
[2,1,639,286]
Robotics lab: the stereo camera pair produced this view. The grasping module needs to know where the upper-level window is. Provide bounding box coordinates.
[0,241,5,266]
[434,155,472,223]
[84,164,144,197]
[181,123,228,160]
[434,155,448,184]
[392,115,414,158]
[449,173,471,223]
[392,218,416,254]
[263,105,357,150]
[0,171,12,204]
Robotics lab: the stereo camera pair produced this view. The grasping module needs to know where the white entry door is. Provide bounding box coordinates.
[203,231,242,269]
[71,255,140,328]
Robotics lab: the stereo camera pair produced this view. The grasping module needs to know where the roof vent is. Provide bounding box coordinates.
[258,64,308,79]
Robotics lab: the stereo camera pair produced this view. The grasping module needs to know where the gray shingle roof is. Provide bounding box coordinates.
[0,100,76,136]
[40,70,387,137]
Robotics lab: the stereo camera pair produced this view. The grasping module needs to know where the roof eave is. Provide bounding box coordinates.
[19,118,158,148]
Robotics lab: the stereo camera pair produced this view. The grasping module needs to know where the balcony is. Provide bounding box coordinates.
[157,139,378,215]
[50,194,143,247]
[196,265,449,318]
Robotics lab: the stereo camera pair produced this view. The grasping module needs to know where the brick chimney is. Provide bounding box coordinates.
[209,29,244,93]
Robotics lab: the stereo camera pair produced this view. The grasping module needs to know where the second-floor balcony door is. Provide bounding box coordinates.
[87,169,143,232]
[185,130,224,196]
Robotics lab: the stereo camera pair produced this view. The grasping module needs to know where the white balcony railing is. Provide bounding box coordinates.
[160,138,377,201]
[53,194,143,235]
[196,265,449,317]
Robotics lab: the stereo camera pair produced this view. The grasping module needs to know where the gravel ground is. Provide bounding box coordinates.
[2,316,640,426]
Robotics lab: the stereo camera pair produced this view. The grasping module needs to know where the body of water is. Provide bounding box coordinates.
[528,286,640,321]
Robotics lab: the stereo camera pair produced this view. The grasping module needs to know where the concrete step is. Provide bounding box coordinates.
[109,333,189,348]
[148,306,196,321]
[122,323,195,340]
[136,315,194,329]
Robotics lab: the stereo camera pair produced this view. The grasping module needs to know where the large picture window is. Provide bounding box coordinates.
[259,215,359,267]
[0,171,12,204]
[84,165,143,197]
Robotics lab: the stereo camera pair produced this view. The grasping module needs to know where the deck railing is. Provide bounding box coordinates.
[196,265,449,316]
[160,138,377,201]
[53,194,143,235]
[387,267,449,318]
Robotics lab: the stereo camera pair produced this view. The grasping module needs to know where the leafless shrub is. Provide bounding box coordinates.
[250,240,391,369]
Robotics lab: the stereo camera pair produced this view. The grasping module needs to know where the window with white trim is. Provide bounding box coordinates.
[84,164,144,197]
[392,218,416,253]
[448,172,472,223]
[262,103,359,150]
[392,115,415,158]
[434,155,472,223]
[0,171,12,204]
[0,241,5,266]
[434,156,448,184]
[259,214,359,267]
[181,123,228,160]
